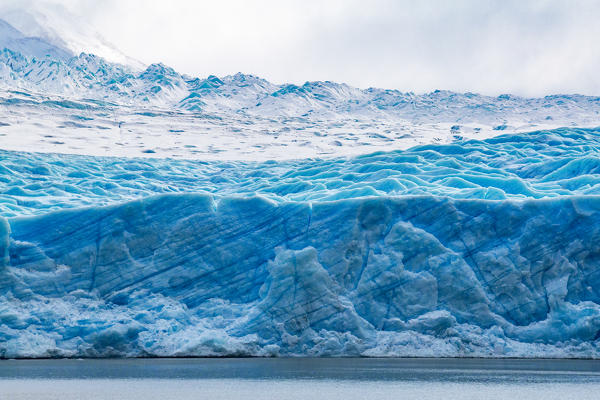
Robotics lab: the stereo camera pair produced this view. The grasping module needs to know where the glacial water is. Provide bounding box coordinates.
[0,358,599,400]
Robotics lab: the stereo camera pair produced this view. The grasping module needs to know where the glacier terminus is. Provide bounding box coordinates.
[0,7,599,359]
[1,128,600,358]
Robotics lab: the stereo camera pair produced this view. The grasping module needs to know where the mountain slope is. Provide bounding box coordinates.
[0,1,144,69]
[0,19,71,60]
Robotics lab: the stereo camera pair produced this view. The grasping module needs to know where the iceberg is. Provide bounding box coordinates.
[1,128,600,358]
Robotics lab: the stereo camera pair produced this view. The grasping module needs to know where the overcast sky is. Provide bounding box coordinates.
[13,0,600,96]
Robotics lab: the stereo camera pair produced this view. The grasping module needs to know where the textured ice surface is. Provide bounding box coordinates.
[1,128,600,358]
[1,127,600,217]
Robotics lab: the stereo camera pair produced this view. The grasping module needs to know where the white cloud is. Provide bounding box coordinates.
[3,0,600,96]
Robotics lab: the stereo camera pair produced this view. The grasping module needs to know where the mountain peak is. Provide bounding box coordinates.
[141,63,180,78]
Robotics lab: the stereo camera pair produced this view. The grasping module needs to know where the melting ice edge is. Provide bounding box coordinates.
[1,128,600,358]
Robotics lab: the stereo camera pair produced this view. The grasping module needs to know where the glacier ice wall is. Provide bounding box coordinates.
[1,128,600,358]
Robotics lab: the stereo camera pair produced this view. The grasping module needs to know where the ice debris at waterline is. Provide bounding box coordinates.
[1,128,600,358]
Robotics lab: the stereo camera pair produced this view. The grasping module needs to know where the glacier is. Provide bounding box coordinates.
[1,128,600,358]
[1,11,600,359]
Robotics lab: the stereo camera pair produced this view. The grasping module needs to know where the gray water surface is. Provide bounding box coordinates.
[0,358,599,400]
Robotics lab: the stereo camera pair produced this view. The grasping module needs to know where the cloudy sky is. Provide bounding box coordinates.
[7,0,600,96]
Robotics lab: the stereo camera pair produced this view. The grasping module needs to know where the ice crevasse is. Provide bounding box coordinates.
[1,128,600,358]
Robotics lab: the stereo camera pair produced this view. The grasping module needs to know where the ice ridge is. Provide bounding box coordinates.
[1,127,600,217]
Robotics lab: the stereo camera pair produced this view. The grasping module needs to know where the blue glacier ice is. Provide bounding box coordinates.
[1,128,600,358]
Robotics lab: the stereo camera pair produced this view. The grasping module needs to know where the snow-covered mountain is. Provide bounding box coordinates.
[2,33,600,124]
[0,18,71,60]
[0,11,599,160]
[0,0,144,69]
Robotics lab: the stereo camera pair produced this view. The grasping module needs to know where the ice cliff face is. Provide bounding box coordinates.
[1,129,600,358]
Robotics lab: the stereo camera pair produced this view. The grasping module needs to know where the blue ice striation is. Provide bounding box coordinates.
[1,128,600,358]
